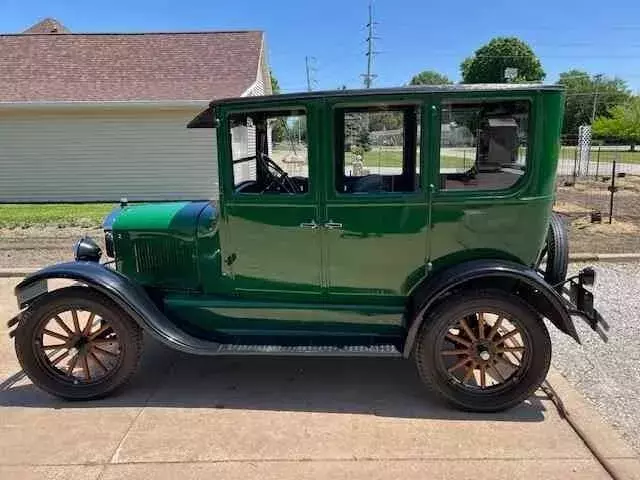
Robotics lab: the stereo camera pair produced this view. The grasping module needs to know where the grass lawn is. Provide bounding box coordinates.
[361,150,471,169]
[0,203,113,228]
[560,146,640,164]
[361,147,640,167]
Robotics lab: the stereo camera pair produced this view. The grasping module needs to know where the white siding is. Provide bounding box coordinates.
[0,108,218,202]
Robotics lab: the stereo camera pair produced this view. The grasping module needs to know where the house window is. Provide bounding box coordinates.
[439,100,529,191]
[335,105,420,194]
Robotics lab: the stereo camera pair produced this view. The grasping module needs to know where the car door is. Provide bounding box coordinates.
[218,102,323,300]
[323,99,430,305]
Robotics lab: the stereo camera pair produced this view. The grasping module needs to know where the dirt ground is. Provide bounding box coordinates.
[0,226,103,268]
[555,174,640,253]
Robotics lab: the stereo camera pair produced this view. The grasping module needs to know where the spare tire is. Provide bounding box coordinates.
[536,212,569,285]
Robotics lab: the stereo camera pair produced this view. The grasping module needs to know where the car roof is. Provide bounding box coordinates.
[187,84,563,128]
[208,84,563,108]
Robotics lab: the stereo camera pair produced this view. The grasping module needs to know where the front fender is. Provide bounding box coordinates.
[403,259,580,357]
[12,261,224,355]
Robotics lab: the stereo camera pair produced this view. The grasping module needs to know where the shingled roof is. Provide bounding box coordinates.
[0,20,266,102]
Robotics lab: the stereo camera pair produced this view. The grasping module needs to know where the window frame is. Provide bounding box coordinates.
[224,106,312,199]
[433,95,535,199]
[329,101,425,200]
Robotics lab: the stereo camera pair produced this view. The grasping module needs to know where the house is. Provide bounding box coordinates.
[0,18,271,202]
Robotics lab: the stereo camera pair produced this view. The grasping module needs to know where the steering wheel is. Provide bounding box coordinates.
[258,154,299,194]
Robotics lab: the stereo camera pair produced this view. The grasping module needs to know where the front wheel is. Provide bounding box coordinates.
[414,289,551,412]
[15,286,143,400]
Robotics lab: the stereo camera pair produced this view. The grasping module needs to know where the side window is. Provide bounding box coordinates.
[228,109,308,195]
[335,105,420,194]
[440,100,529,191]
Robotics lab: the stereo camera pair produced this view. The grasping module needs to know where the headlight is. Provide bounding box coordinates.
[104,231,114,258]
[73,236,102,262]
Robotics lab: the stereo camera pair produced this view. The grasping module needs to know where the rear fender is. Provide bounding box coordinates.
[11,261,224,355]
[403,259,580,358]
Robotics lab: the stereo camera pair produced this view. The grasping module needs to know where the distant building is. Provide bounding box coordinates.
[0,18,271,202]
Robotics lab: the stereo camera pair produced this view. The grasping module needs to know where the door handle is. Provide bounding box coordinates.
[300,220,318,229]
[324,221,343,230]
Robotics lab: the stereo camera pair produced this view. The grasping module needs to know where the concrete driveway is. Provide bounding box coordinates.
[0,278,638,480]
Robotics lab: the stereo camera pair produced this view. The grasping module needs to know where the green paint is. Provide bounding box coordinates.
[107,85,564,344]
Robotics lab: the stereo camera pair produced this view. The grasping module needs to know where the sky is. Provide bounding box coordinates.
[1,0,639,92]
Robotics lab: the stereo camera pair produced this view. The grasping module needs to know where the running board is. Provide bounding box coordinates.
[211,344,402,357]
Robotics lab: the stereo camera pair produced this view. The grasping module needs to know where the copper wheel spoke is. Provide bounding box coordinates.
[488,316,503,340]
[462,362,476,383]
[91,337,118,345]
[89,349,108,373]
[489,362,506,383]
[43,343,67,350]
[459,318,477,342]
[50,349,70,366]
[479,364,487,388]
[496,346,525,353]
[441,349,470,356]
[495,354,519,370]
[71,309,81,333]
[81,352,91,381]
[445,333,471,348]
[93,345,119,357]
[82,313,96,336]
[88,323,112,341]
[53,315,74,336]
[43,329,70,342]
[66,351,80,376]
[478,313,485,339]
[495,328,519,345]
[447,356,471,373]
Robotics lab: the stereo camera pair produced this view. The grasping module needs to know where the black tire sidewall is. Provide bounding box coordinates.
[15,286,142,400]
[544,212,569,285]
[415,290,551,412]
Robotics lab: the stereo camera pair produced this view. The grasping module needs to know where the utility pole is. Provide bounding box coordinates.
[361,1,378,88]
[591,73,603,124]
[305,56,317,92]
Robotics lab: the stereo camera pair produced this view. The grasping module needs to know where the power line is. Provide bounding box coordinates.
[305,56,318,92]
[360,1,379,88]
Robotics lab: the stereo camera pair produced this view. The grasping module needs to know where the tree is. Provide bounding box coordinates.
[593,97,640,151]
[409,70,452,85]
[270,69,280,94]
[557,70,630,136]
[460,37,545,84]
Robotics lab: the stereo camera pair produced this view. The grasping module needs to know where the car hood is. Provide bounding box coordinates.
[109,201,212,236]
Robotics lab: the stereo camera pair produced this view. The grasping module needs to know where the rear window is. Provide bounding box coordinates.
[440,100,530,191]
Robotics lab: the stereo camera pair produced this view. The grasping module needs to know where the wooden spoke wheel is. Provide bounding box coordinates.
[15,287,142,400]
[440,313,529,392]
[414,290,551,412]
[35,308,122,385]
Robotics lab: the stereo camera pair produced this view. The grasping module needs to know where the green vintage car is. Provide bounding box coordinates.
[7,85,607,412]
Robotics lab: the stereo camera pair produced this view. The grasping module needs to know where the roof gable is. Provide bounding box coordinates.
[23,18,69,34]
[0,29,264,102]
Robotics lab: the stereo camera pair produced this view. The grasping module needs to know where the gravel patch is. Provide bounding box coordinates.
[550,262,640,454]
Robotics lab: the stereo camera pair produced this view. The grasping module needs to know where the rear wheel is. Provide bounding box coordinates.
[15,286,143,400]
[414,290,551,412]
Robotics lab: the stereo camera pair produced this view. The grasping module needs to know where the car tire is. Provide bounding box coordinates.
[15,286,143,400]
[538,212,569,285]
[414,289,551,412]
